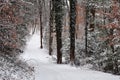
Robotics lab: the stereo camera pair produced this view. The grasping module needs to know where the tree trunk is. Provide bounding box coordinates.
[38,0,43,49]
[54,0,63,64]
[69,0,77,64]
[85,1,89,56]
[32,19,37,35]
[49,0,54,55]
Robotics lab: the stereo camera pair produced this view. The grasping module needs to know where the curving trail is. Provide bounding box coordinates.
[20,34,120,80]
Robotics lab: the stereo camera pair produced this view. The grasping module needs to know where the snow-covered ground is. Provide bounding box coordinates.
[20,34,120,80]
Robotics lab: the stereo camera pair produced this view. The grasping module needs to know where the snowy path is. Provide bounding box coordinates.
[20,34,120,80]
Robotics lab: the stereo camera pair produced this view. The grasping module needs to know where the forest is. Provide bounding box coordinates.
[0,0,120,80]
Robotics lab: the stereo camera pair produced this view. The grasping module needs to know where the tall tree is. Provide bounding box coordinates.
[69,0,77,64]
[38,0,43,49]
[49,0,54,55]
[54,0,63,64]
[85,0,89,56]
[101,0,120,74]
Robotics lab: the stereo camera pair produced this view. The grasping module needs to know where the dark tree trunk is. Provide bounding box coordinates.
[89,5,95,32]
[69,0,77,64]
[110,29,114,53]
[54,0,63,64]
[32,19,37,35]
[49,0,54,55]
[85,1,89,56]
[38,0,43,49]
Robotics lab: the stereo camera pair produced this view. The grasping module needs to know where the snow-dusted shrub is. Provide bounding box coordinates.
[61,38,70,64]
[0,53,34,80]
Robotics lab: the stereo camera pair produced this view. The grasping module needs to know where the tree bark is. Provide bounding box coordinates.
[85,1,89,56]
[69,0,77,64]
[38,0,43,49]
[54,0,63,64]
[49,0,54,55]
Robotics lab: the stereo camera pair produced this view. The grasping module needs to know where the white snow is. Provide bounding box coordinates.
[20,34,120,80]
